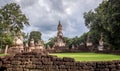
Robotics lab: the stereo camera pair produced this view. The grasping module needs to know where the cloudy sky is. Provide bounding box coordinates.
[0,0,103,42]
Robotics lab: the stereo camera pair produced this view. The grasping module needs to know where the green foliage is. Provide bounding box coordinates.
[67,33,88,47]
[0,33,13,48]
[77,33,88,44]
[88,30,100,44]
[64,37,73,47]
[0,3,29,48]
[0,3,29,34]
[46,37,56,48]
[29,31,42,43]
[84,0,120,50]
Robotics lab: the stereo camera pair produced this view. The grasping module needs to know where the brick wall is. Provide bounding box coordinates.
[0,52,120,71]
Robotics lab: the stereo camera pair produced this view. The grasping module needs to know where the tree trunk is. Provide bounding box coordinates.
[4,45,8,54]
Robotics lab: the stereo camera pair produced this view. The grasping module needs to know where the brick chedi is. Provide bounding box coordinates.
[53,21,66,47]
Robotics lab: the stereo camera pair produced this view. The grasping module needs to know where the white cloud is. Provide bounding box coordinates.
[0,0,103,42]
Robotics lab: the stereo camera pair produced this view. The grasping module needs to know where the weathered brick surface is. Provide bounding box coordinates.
[0,52,119,71]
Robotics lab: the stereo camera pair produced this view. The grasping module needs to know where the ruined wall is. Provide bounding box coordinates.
[47,45,90,53]
[0,52,120,71]
[96,50,120,55]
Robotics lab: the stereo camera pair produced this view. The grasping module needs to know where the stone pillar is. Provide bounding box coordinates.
[98,34,104,51]
[71,45,75,49]
[30,38,35,47]
[24,43,28,52]
[86,34,92,47]
[29,38,35,52]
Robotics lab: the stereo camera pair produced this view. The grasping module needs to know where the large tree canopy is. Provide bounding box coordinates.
[84,0,120,50]
[0,3,29,34]
[0,3,29,48]
[29,31,42,43]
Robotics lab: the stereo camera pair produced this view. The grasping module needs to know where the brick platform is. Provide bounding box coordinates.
[0,52,120,71]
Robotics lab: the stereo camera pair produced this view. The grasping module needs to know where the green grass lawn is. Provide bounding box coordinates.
[0,54,8,57]
[50,53,120,61]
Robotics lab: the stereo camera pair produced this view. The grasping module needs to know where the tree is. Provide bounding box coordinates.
[78,32,88,44]
[84,0,120,50]
[88,30,100,44]
[45,37,56,48]
[64,37,73,47]
[0,3,29,48]
[29,31,42,43]
[0,3,29,34]
[0,33,13,48]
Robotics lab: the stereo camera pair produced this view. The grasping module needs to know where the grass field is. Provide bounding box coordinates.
[50,53,120,61]
[0,54,8,57]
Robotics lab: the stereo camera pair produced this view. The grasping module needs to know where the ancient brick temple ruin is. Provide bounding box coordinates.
[53,21,66,48]
[7,34,24,54]
[51,21,69,52]
[7,35,45,55]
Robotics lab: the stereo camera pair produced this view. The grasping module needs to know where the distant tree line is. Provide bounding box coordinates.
[45,32,88,48]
